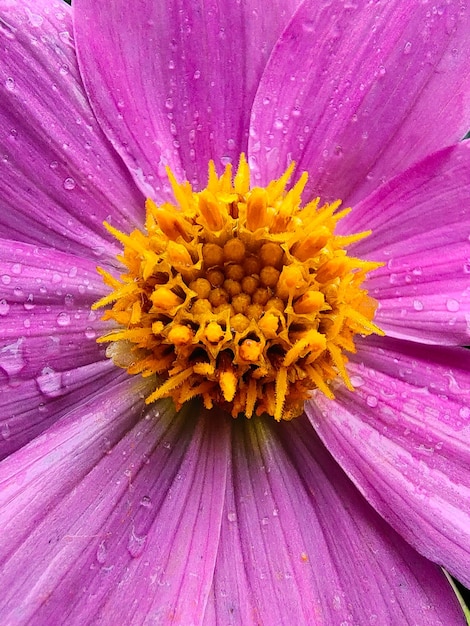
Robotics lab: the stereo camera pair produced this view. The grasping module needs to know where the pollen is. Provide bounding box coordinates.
[93,154,383,421]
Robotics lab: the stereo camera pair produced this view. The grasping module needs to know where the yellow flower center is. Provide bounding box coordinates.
[93,155,383,421]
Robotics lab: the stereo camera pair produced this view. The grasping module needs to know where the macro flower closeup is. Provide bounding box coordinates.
[1,0,470,623]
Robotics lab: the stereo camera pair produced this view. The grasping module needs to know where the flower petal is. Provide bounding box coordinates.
[307,335,470,589]
[345,142,470,345]
[0,240,108,381]
[73,0,301,195]
[250,0,470,204]
[0,0,144,258]
[0,396,230,625]
[208,416,465,624]
[0,360,118,461]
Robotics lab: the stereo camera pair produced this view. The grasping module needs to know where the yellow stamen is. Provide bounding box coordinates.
[94,154,383,420]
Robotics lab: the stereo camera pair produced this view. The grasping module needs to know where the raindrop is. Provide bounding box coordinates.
[459,406,470,419]
[49,160,58,170]
[5,77,15,91]
[63,177,76,190]
[36,366,63,397]
[0,299,10,316]
[227,511,237,522]
[0,338,25,376]
[413,299,424,311]
[85,327,96,340]
[1,275,11,285]
[96,541,107,564]
[350,375,365,388]
[140,495,152,508]
[127,527,147,558]
[193,69,201,79]
[261,516,269,526]
[366,395,378,408]
[403,41,412,54]
[446,298,459,312]
[56,311,71,326]
[1,423,11,440]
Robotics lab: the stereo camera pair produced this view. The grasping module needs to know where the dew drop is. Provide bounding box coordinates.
[403,41,412,54]
[36,366,63,397]
[459,406,470,419]
[350,375,365,388]
[96,540,107,564]
[0,299,10,316]
[56,311,71,326]
[366,395,378,408]
[413,299,424,311]
[85,327,96,340]
[227,511,237,522]
[446,298,459,312]
[127,527,147,558]
[5,77,15,91]
[63,177,76,190]
[1,422,11,440]
[1,275,11,285]
[140,495,152,508]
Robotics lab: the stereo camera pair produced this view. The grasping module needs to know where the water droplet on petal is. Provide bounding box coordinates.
[140,495,152,508]
[36,366,63,397]
[5,77,15,91]
[1,423,11,439]
[0,299,10,316]
[227,511,237,522]
[63,177,76,190]
[413,299,424,311]
[56,311,71,327]
[96,540,107,564]
[127,527,147,558]
[446,298,459,312]
[366,395,378,408]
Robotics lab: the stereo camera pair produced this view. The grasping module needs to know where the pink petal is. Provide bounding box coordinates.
[249,0,470,205]
[209,416,465,624]
[0,0,144,258]
[344,142,470,345]
[73,0,301,195]
[307,335,470,588]
[0,240,108,382]
[0,360,118,461]
[0,398,230,624]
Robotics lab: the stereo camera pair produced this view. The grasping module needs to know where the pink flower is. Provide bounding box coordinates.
[1,0,470,623]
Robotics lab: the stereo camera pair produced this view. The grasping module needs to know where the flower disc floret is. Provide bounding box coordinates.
[94,155,383,420]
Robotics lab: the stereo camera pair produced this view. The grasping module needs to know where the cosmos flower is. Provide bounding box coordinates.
[1,0,470,623]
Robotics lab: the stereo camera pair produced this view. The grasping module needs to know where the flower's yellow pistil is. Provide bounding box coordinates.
[93,155,383,421]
